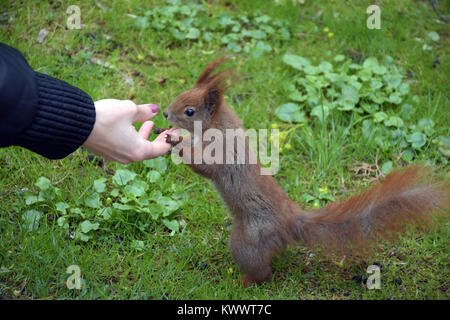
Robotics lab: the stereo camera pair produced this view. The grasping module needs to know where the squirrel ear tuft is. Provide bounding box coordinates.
[196,57,238,113]
[205,89,219,114]
[196,57,229,86]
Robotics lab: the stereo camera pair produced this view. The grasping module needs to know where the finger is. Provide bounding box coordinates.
[134,104,159,122]
[141,139,172,160]
[138,121,154,140]
[155,128,181,142]
[154,129,179,143]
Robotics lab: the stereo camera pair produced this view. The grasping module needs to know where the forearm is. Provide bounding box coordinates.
[0,43,96,159]
[18,71,96,159]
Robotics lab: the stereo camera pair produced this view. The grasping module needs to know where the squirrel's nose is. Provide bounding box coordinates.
[163,111,168,118]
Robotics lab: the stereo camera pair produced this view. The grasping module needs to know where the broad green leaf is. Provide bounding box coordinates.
[274,103,307,123]
[306,97,320,108]
[300,194,315,203]
[85,192,101,208]
[93,178,107,193]
[57,216,69,229]
[318,193,335,202]
[147,170,161,183]
[203,32,213,42]
[35,177,51,191]
[113,203,133,211]
[369,79,383,90]
[38,188,55,201]
[74,230,90,242]
[363,57,386,74]
[111,189,119,197]
[186,27,200,39]
[388,92,402,104]
[370,91,387,104]
[282,54,311,70]
[417,118,435,136]
[397,83,410,96]
[112,169,137,186]
[124,180,147,198]
[311,105,329,121]
[384,116,404,128]
[55,202,69,214]
[143,157,168,173]
[304,65,319,75]
[401,149,414,162]
[334,55,345,62]
[80,220,100,233]
[288,90,307,102]
[98,207,112,220]
[249,29,266,39]
[25,195,39,205]
[361,103,378,114]
[162,219,180,234]
[400,104,415,120]
[150,190,163,202]
[159,197,181,216]
[337,85,359,110]
[374,112,388,123]
[227,42,242,53]
[438,136,450,148]
[384,74,402,89]
[406,132,426,149]
[254,41,272,53]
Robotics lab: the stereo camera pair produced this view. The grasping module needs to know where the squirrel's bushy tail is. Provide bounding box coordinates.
[293,166,449,259]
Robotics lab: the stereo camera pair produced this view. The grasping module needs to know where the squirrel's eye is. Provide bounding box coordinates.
[184,109,195,117]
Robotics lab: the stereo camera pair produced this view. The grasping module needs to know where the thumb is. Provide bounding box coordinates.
[134,104,159,122]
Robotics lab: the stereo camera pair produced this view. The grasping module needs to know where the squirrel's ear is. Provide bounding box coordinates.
[196,57,228,86]
[205,89,219,114]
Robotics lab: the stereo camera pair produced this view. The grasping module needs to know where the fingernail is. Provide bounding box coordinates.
[149,104,159,113]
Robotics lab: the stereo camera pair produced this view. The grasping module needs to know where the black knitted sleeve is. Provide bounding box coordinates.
[0,43,96,159]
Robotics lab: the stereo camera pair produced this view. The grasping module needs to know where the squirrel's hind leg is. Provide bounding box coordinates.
[230,227,274,287]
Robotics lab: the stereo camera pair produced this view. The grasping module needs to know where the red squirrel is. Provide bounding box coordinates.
[161,58,449,287]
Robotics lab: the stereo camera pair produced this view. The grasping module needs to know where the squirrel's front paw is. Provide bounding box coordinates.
[165,134,183,147]
[153,126,172,135]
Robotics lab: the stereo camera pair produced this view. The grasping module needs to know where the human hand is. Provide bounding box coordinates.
[82,99,178,164]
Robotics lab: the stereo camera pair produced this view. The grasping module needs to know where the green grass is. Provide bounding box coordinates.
[0,0,449,299]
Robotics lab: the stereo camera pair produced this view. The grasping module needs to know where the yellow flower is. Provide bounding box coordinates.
[312,200,320,208]
[323,27,329,33]
[318,187,328,193]
[328,32,334,38]
[285,143,292,150]
[271,123,279,129]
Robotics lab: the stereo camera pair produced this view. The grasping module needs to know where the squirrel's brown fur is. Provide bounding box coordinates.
[163,59,450,286]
